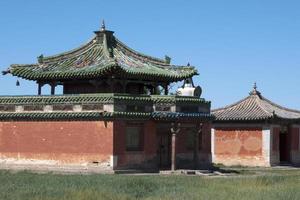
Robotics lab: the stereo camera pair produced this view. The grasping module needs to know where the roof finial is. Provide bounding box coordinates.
[253,82,257,91]
[101,20,106,31]
[250,82,261,96]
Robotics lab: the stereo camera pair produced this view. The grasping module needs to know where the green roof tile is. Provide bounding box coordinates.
[6,29,198,82]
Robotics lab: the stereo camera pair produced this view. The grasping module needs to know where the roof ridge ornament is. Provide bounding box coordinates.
[101,20,106,31]
[249,82,261,96]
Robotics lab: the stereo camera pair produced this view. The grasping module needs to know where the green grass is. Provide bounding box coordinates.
[0,170,299,200]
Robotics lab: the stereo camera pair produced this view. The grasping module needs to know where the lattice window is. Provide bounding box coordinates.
[0,105,15,112]
[82,104,104,111]
[53,104,73,111]
[180,106,199,113]
[126,105,145,112]
[155,105,171,112]
[23,105,43,111]
[126,125,143,151]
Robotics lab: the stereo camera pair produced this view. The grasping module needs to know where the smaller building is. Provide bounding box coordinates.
[212,84,300,167]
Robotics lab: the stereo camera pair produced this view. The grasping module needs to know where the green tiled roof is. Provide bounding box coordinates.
[0,93,209,105]
[0,111,213,121]
[151,112,213,121]
[0,93,212,121]
[6,27,198,82]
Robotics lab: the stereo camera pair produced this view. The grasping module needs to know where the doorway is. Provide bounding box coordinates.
[157,133,171,169]
[279,131,290,163]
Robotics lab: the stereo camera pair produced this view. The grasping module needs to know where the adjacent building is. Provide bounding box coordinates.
[0,22,213,172]
[212,84,300,167]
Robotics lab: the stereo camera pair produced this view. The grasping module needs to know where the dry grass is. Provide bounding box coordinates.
[0,169,299,200]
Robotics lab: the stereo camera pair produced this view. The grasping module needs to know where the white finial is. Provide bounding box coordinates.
[101,20,106,31]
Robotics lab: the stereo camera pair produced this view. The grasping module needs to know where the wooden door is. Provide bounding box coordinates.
[280,132,290,162]
[157,133,171,169]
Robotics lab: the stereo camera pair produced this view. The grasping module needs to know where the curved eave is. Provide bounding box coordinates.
[152,112,214,121]
[0,111,213,122]
[9,63,120,81]
[8,64,197,82]
[212,115,273,122]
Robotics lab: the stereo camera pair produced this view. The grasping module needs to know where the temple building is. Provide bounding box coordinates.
[0,21,213,172]
[212,84,300,167]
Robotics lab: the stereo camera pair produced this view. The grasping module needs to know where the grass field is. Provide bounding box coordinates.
[0,169,300,200]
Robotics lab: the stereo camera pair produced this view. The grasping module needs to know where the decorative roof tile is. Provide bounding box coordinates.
[0,111,213,121]
[5,24,197,82]
[0,93,209,105]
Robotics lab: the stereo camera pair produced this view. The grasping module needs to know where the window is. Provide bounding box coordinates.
[185,129,203,150]
[23,105,43,111]
[186,130,195,150]
[199,131,203,151]
[126,126,143,151]
[126,105,145,112]
[181,106,199,113]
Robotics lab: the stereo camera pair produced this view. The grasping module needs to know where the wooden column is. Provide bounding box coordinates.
[154,83,159,95]
[109,78,115,92]
[122,80,127,93]
[164,84,168,95]
[38,83,42,95]
[171,122,180,172]
[194,123,203,169]
[50,83,56,95]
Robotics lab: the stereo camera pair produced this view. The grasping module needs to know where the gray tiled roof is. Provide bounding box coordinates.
[212,86,300,121]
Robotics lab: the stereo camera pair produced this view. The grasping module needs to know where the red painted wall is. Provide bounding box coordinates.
[213,127,267,166]
[0,121,113,164]
[215,127,262,156]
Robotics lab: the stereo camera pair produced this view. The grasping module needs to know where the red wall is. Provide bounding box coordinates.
[213,127,266,166]
[0,121,113,164]
[215,127,262,156]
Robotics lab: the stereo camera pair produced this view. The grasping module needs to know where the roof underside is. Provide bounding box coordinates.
[212,91,300,122]
[7,29,197,82]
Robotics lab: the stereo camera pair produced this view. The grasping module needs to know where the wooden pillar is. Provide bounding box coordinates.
[38,83,42,95]
[171,122,180,172]
[171,132,176,171]
[50,83,56,95]
[194,123,203,169]
[164,84,169,95]
[154,83,159,95]
[150,85,155,95]
[109,78,114,92]
[122,80,127,93]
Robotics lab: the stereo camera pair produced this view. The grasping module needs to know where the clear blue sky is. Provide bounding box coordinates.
[0,0,299,109]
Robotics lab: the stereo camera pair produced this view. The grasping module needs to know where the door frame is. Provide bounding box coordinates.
[157,132,171,169]
[279,129,290,163]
